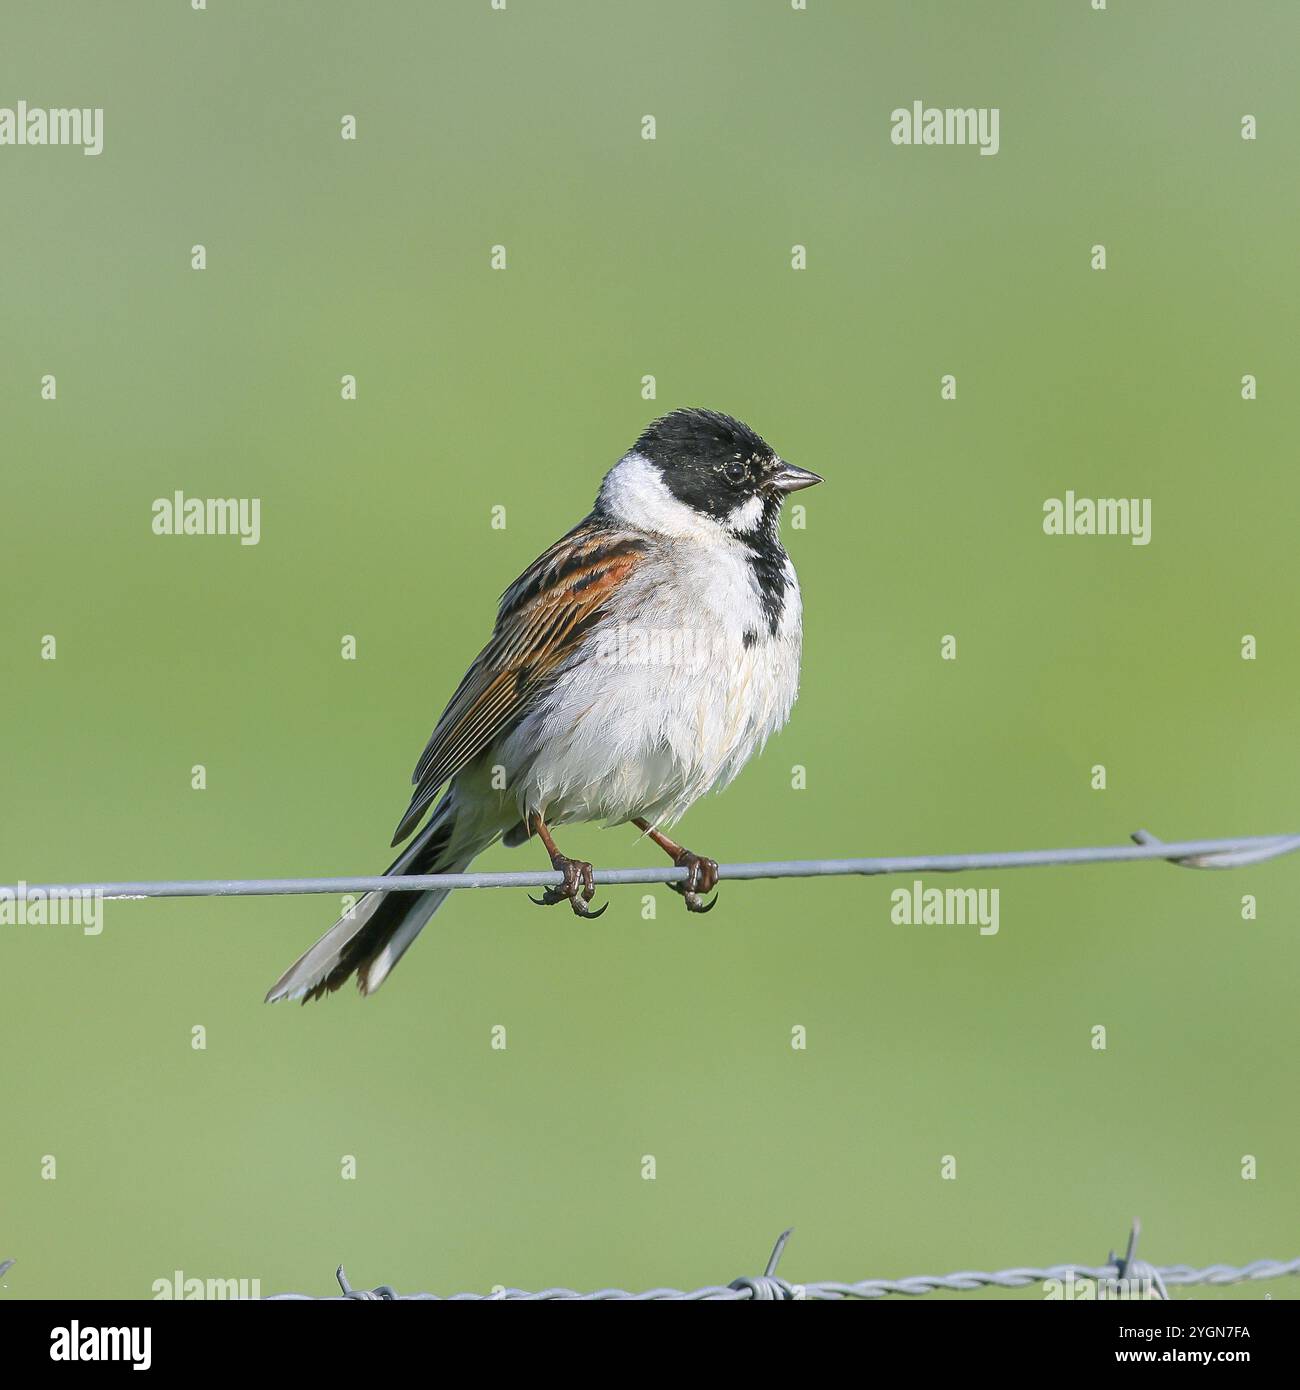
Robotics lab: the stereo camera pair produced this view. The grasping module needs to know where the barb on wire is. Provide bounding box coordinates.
[262,1223,1300,1300]
[3,830,1298,903]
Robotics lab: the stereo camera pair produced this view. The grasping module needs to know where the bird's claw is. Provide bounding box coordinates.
[670,850,720,914]
[529,855,608,919]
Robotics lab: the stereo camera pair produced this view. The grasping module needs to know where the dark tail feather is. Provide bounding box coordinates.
[264,804,470,1003]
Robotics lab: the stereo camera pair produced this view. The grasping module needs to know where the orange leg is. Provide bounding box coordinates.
[632,818,719,914]
[528,814,607,919]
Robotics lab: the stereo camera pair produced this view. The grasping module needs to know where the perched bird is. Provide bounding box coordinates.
[266,407,821,1003]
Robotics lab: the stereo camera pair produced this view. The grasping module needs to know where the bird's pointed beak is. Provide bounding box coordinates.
[768,461,824,494]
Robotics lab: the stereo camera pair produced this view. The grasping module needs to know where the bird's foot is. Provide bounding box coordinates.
[670,850,719,914]
[529,853,608,919]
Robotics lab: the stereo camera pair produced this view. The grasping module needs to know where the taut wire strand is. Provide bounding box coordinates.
[4,830,1298,902]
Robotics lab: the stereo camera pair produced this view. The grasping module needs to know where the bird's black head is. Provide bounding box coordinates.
[630,408,821,535]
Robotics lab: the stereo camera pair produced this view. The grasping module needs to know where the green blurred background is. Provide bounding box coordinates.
[2,0,1296,1299]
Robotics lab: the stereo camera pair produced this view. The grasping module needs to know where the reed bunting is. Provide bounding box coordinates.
[266,408,821,1002]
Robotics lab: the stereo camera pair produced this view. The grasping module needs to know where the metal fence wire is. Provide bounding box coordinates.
[6,834,1296,1302]
[261,1225,1300,1301]
[6,829,1300,902]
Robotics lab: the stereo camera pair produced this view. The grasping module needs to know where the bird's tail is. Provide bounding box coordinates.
[264,797,488,1003]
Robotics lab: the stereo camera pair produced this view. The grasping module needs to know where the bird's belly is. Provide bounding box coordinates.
[499,602,801,829]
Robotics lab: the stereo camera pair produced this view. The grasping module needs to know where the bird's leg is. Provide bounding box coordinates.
[528,814,607,919]
[632,818,719,914]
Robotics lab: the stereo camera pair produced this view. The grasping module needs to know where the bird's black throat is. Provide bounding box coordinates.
[739,495,792,639]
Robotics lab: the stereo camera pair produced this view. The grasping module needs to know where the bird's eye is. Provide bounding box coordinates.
[723,461,747,484]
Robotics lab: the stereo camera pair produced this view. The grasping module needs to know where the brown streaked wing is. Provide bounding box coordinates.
[390,520,649,845]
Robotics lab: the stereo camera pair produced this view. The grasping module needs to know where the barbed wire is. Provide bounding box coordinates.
[7,837,1293,1303]
[2,1238,1290,1301]
[261,1224,1300,1300]
[4,829,1298,902]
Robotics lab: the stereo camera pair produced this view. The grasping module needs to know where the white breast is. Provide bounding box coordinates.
[499,531,803,831]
